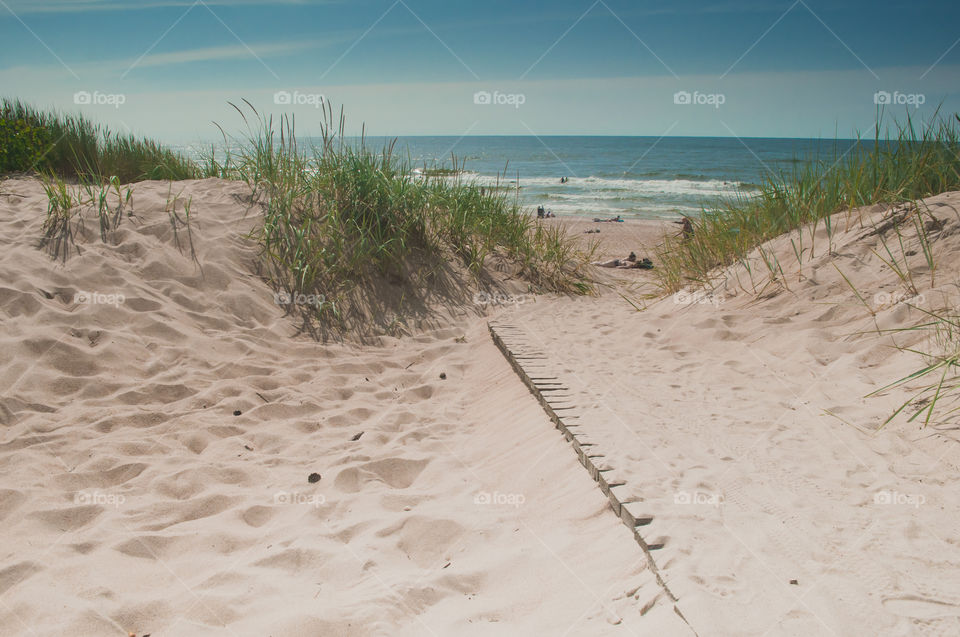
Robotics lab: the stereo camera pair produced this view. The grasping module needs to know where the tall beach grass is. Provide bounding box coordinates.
[1,98,203,182]
[221,101,591,329]
[654,111,960,293]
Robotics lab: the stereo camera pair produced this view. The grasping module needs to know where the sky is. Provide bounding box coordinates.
[1,0,958,144]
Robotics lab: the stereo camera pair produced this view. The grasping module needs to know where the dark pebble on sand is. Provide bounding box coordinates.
[439,372,447,380]
[308,472,322,483]
[351,432,364,441]
[233,410,242,416]
[789,579,798,585]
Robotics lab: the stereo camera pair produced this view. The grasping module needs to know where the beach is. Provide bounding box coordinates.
[0,176,691,636]
[2,0,958,631]
[2,174,960,635]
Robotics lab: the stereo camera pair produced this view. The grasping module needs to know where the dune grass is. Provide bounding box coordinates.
[867,306,960,428]
[654,112,960,293]
[1,98,203,182]
[222,101,590,325]
[37,171,137,261]
[15,97,590,321]
[650,110,960,428]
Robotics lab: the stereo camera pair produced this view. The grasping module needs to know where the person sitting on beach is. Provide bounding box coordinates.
[537,205,545,218]
[545,209,555,218]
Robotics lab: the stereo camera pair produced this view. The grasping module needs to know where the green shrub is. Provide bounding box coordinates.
[0,116,50,173]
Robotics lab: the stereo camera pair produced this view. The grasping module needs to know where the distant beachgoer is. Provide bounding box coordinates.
[537,205,545,218]
[591,253,653,269]
[674,216,694,239]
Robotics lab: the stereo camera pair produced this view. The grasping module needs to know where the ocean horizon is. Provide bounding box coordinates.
[180,134,870,220]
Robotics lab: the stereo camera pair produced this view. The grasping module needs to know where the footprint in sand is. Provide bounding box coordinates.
[240,505,274,528]
[334,458,429,493]
[377,515,465,568]
[29,505,102,532]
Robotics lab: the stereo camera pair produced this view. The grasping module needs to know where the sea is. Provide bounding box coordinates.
[180,136,860,221]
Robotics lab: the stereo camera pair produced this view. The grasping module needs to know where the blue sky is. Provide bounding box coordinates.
[1,0,958,143]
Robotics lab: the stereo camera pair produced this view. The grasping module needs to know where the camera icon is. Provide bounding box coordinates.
[673,91,692,105]
[73,291,90,304]
[874,91,891,105]
[274,90,292,105]
[873,490,892,505]
[473,491,491,505]
[73,91,92,105]
[273,491,290,504]
[673,490,691,504]
[473,91,492,105]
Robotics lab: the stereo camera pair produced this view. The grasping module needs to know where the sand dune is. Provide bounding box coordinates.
[4,175,960,636]
[501,192,960,635]
[0,177,689,635]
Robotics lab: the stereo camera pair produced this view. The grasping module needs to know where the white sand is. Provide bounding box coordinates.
[4,175,960,635]
[503,192,960,635]
[0,177,689,636]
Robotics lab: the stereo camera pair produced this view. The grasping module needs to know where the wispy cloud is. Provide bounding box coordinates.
[1,0,339,14]
[133,40,324,68]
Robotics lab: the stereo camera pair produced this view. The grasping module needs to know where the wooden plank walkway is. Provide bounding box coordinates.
[488,321,698,634]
